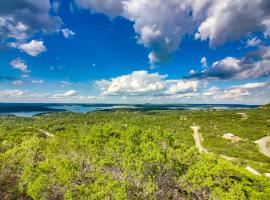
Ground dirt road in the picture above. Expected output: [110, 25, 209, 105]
[191, 126, 207, 153]
[255, 136, 270, 158]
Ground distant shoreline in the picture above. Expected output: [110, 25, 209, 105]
[0, 103, 260, 117]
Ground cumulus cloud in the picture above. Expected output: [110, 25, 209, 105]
[188, 45, 270, 80]
[203, 82, 268, 100]
[61, 28, 76, 38]
[246, 37, 262, 47]
[10, 58, 28, 72]
[75, 0, 270, 64]
[0, 89, 24, 97]
[95, 70, 201, 96]
[0, 0, 62, 41]
[11, 40, 47, 56]
[201, 56, 208, 68]
[12, 80, 23, 86]
[165, 80, 200, 95]
[60, 81, 72, 87]
[76, 0, 196, 65]
[231, 82, 267, 90]
[195, 0, 270, 47]
[0, 17, 29, 40]
[96, 71, 166, 96]
[53, 90, 78, 98]
[75, 0, 123, 17]
[32, 80, 44, 84]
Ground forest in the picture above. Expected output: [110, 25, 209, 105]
[0, 105, 270, 199]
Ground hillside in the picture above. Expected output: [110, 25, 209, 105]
[1, 108, 270, 199]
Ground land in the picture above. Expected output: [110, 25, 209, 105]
[0, 104, 270, 199]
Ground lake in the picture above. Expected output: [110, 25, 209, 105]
[0, 103, 259, 117]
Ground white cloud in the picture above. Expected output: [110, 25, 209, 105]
[189, 45, 270, 80]
[0, 1, 62, 41]
[203, 82, 268, 100]
[53, 90, 78, 98]
[0, 17, 29, 40]
[97, 71, 166, 96]
[246, 37, 262, 47]
[75, 0, 123, 17]
[0, 90, 25, 97]
[195, 0, 270, 47]
[12, 80, 23, 86]
[165, 80, 200, 95]
[32, 80, 44, 84]
[16, 40, 47, 56]
[60, 81, 72, 87]
[203, 86, 220, 96]
[76, 0, 195, 64]
[95, 70, 201, 96]
[61, 28, 76, 38]
[200, 56, 208, 68]
[75, 0, 270, 64]
[231, 82, 267, 90]
[21, 74, 30, 78]
[122, 0, 195, 65]
[10, 58, 28, 72]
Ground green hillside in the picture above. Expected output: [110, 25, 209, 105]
[1, 108, 270, 199]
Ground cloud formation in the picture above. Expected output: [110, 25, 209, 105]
[195, 0, 270, 47]
[95, 70, 201, 96]
[53, 90, 78, 98]
[10, 40, 47, 56]
[0, 0, 62, 41]
[32, 80, 44, 84]
[75, 0, 270, 65]
[188, 46, 270, 80]
[201, 57, 208, 68]
[10, 58, 28, 72]
[203, 82, 268, 100]
[61, 28, 76, 38]
[0, 89, 25, 97]
[12, 80, 23, 86]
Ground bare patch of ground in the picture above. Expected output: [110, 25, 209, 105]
[237, 112, 248, 120]
[222, 133, 241, 142]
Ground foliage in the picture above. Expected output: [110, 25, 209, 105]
[0, 107, 270, 199]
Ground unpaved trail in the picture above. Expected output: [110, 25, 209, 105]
[190, 126, 266, 176]
[255, 136, 270, 158]
[220, 155, 237, 161]
[246, 166, 261, 175]
[37, 128, 54, 137]
[191, 126, 207, 153]
[27, 126, 54, 137]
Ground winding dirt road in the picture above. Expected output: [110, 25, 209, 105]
[190, 125, 267, 176]
[255, 136, 270, 158]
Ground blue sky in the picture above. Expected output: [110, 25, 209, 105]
[0, 0, 270, 104]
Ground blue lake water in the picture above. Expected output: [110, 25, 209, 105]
[0, 103, 259, 117]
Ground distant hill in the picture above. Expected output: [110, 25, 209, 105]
[260, 104, 270, 109]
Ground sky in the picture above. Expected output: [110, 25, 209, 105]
[0, 0, 270, 104]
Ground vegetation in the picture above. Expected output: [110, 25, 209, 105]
[0, 106, 270, 199]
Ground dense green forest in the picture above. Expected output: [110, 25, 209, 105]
[1, 105, 270, 199]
